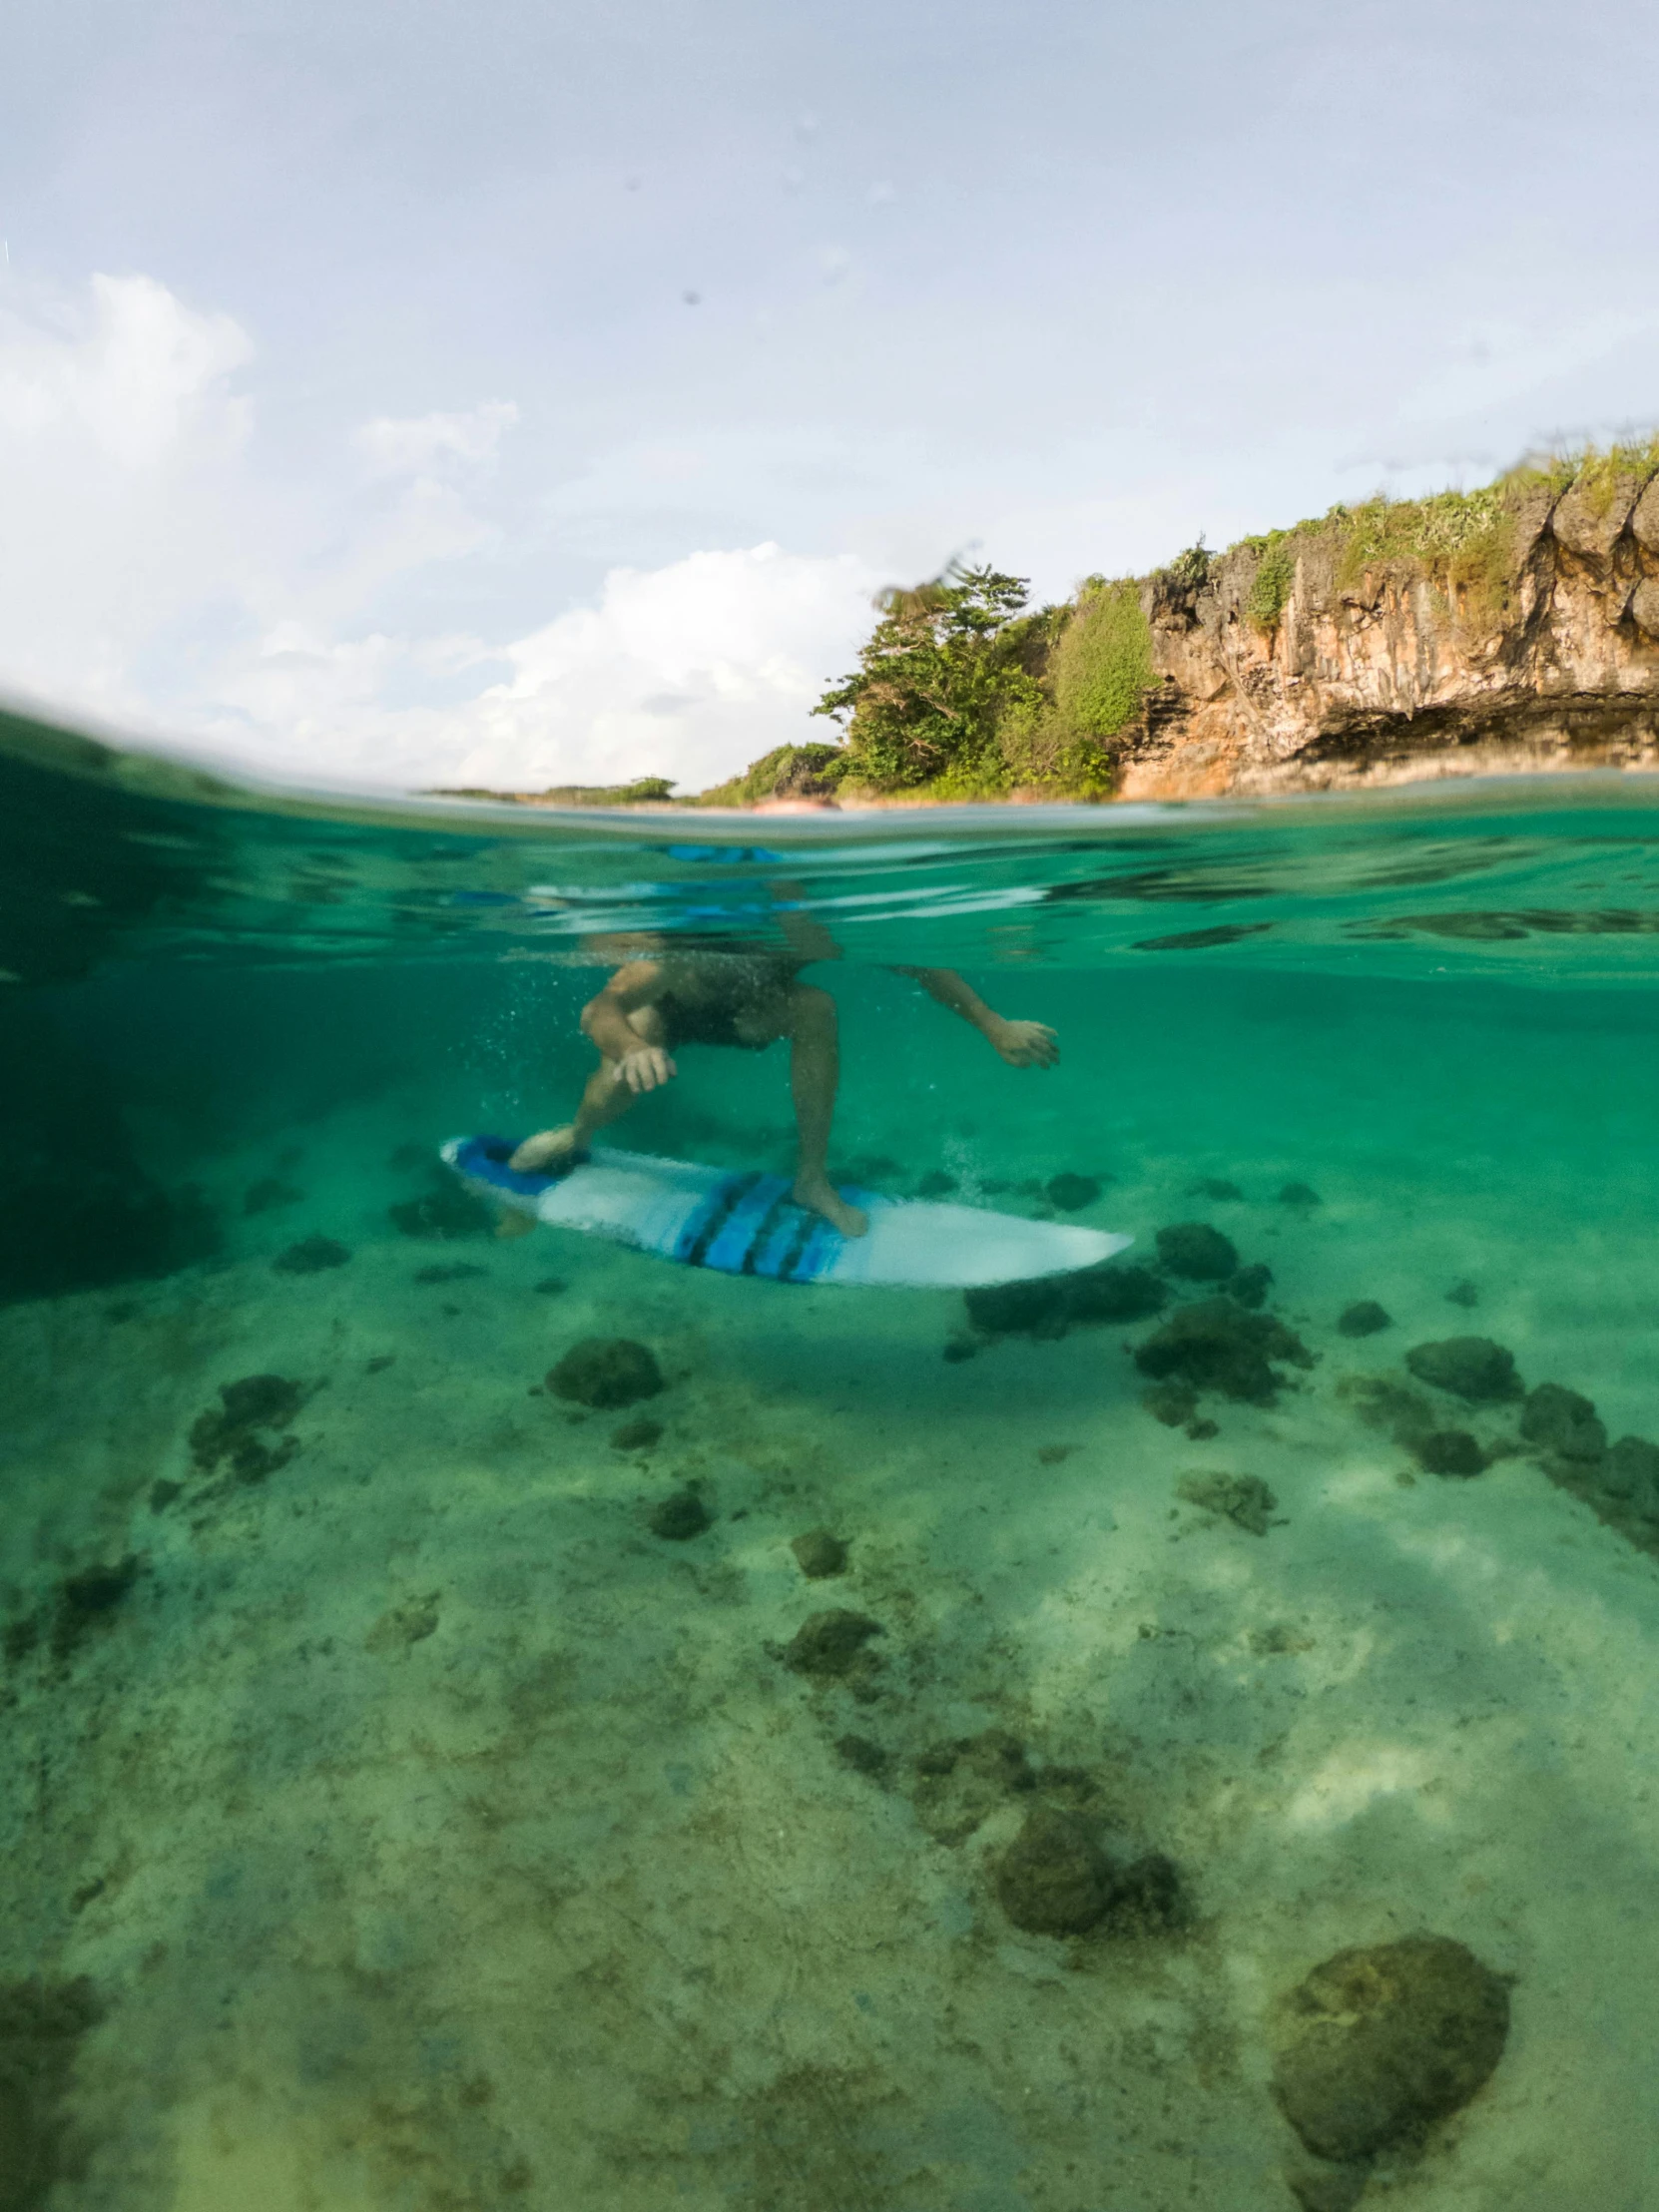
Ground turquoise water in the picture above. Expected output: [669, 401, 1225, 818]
[6, 709, 1659, 2209]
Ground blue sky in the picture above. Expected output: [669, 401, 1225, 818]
[3, 0, 1656, 790]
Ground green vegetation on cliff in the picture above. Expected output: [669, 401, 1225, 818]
[1236, 436, 1659, 634]
[693, 744, 842, 809]
[801, 562, 1148, 801]
[809, 565, 1051, 795]
[437, 440, 1659, 809]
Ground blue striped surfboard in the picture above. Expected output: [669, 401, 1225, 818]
[441, 1136, 1132, 1290]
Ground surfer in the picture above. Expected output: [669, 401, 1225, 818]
[508, 939, 1058, 1238]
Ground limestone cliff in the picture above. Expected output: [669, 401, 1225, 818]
[1114, 454, 1659, 799]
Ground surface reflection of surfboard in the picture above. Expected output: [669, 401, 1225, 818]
[442, 1136, 1133, 1290]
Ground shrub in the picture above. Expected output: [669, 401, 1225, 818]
[1050, 580, 1153, 740]
[1246, 535, 1299, 631]
[696, 744, 842, 807]
[813, 564, 1045, 790]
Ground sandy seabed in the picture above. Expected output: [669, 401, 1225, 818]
[2, 1105, 1657, 2212]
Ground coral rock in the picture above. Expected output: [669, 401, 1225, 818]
[1272, 1936, 1509, 2165]
[996, 1808, 1113, 1936]
[780, 1609, 882, 1678]
[1155, 1222, 1239, 1280]
[964, 1262, 1165, 1340]
[547, 1339, 664, 1409]
[1046, 1172, 1101, 1212]
[1403, 1337, 1522, 1403]
[1519, 1382, 1607, 1463]
[649, 1489, 709, 1541]
[1338, 1301, 1391, 1338]
[791, 1529, 848, 1579]
[1135, 1299, 1312, 1404]
[1416, 1429, 1485, 1477]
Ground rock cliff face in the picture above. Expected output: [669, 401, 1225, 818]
[1116, 459, 1659, 799]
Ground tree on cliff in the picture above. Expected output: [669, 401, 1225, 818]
[812, 563, 1047, 789]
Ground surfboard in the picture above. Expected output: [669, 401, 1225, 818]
[441, 1135, 1133, 1290]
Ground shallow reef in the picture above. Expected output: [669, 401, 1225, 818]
[1135, 1299, 1313, 1404]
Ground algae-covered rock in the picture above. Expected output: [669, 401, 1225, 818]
[1416, 1429, 1485, 1477]
[1404, 1337, 1522, 1403]
[833, 1733, 889, 1780]
[1280, 1182, 1322, 1209]
[1104, 1853, 1186, 1936]
[994, 1812, 1186, 1939]
[791, 1529, 848, 1579]
[1177, 1471, 1278, 1534]
[221, 1375, 302, 1430]
[1601, 1435, 1659, 1504]
[1228, 1262, 1273, 1311]
[649, 1489, 709, 1540]
[1155, 1222, 1239, 1280]
[963, 1275, 1072, 1338]
[1067, 1265, 1168, 1325]
[1135, 1299, 1312, 1404]
[964, 1262, 1165, 1339]
[51, 1556, 141, 1658]
[1520, 1382, 1607, 1462]
[1272, 1936, 1509, 2164]
[1046, 1172, 1101, 1212]
[780, 1610, 882, 1678]
[548, 1339, 664, 1409]
[1338, 1301, 1391, 1339]
[1141, 1380, 1199, 1427]
[189, 1375, 304, 1483]
[996, 1808, 1113, 1935]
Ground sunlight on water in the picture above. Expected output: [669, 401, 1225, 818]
[6, 708, 1659, 2209]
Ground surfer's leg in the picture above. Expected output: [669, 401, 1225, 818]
[510, 1008, 663, 1172]
[785, 985, 867, 1238]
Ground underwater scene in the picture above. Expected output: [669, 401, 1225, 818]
[9, 712, 1659, 2212]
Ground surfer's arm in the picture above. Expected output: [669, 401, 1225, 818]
[580, 961, 677, 1090]
[894, 967, 1059, 1069]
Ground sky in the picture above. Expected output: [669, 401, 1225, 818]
[2, 0, 1657, 794]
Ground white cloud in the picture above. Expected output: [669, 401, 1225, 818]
[0, 272, 253, 466]
[461, 542, 876, 789]
[0, 271, 260, 716]
[205, 542, 878, 793]
[0, 270, 876, 795]
[354, 399, 519, 477]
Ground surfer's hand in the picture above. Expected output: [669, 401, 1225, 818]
[989, 1019, 1059, 1069]
[615, 1045, 676, 1093]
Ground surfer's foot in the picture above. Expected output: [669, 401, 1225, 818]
[494, 1208, 536, 1241]
[510, 1126, 586, 1174]
[794, 1175, 868, 1239]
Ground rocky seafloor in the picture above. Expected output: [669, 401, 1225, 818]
[3, 1093, 1659, 2212]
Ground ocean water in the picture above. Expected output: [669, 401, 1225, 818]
[5, 709, 1659, 2210]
